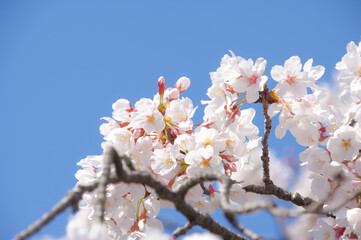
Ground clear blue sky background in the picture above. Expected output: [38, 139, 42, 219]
[1, 1, 360, 239]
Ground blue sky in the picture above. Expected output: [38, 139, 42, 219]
[1, 1, 360, 239]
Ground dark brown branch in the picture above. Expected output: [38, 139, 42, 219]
[224, 213, 262, 240]
[176, 173, 223, 197]
[264, 187, 361, 218]
[96, 147, 113, 223]
[118, 170, 246, 240]
[260, 87, 273, 188]
[112, 151, 124, 177]
[14, 183, 99, 240]
[14, 148, 130, 240]
[218, 176, 273, 215]
[200, 182, 211, 195]
[15, 148, 318, 240]
[243, 184, 313, 207]
[176, 173, 313, 208]
[173, 221, 194, 238]
[113, 150, 248, 240]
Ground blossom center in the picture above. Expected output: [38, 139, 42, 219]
[226, 139, 233, 147]
[215, 86, 225, 96]
[229, 190, 239, 199]
[178, 112, 187, 121]
[195, 201, 205, 208]
[285, 75, 296, 85]
[120, 134, 130, 144]
[146, 114, 154, 123]
[248, 75, 258, 85]
[204, 138, 214, 146]
[200, 157, 211, 168]
[341, 139, 351, 151]
[165, 156, 173, 165]
[322, 232, 330, 240]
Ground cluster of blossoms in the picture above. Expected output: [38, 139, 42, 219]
[68, 41, 361, 240]
[284, 41, 361, 240]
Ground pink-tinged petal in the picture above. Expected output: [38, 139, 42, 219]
[268, 103, 282, 118]
[270, 65, 286, 82]
[284, 56, 302, 73]
[231, 77, 248, 92]
[245, 86, 260, 103]
[255, 57, 267, 75]
[175, 76, 191, 93]
[303, 58, 313, 71]
[275, 124, 287, 139]
[309, 65, 325, 80]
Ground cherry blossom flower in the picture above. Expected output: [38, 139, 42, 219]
[130, 98, 165, 133]
[151, 144, 180, 176]
[130, 136, 153, 170]
[346, 208, 361, 235]
[165, 97, 197, 132]
[112, 98, 134, 122]
[174, 133, 196, 152]
[195, 127, 226, 153]
[217, 53, 267, 103]
[336, 41, 361, 83]
[185, 185, 216, 214]
[228, 183, 247, 205]
[311, 218, 337, 240]
[327, 125, 361, 163]
[185, 146, 223, 175]
[271, 56, 323, 98]
[68, 41, 361, 240]
[105, 128, 135, 155]
[229, 57, 267, 103]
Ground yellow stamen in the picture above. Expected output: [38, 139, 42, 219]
[147, 115, 154, 123]
[286, 76, 296, 84]
[341, 139, 351, 151]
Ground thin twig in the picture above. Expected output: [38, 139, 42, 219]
[224, 213, 262, 240]
[119, 171, 246, 240]
[15, 148, 321, 240]
[243, 184, 313, 207]
[173, 221, 194, 238]
[218, 176, 272, 215]
[200, 182, 211, 195]
[260, 87, 273, 188]
[14, 183, 98, 240]
[96, 147, 113, 223]
[176, 173, 314, 208]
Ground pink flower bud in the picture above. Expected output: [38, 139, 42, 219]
[158, 76, 166, 95]
[167, 88, 179, 102]
[175, 77, 190, 93]
[133, 128, 144, 139]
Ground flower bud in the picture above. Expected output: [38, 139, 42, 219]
[175, 77, 190, 93]
[167, 88, 179, 102]
[158, 76, 166, 95]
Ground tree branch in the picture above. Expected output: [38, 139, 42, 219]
[95, 147, 113, 223]
[224, 213, 262, 240]
[14, 146, 321, 240]
[118, 171, 246, 240]
[173, 221, 194, 238]
[14, 183, 99, 240]
[243, 184, 313, 207]
[260, 87, 273, 188]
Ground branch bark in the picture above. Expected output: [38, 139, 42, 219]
[260, 87, 273, 188]
[173, 221, 194, 238]
[14, 184, 99, 240]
